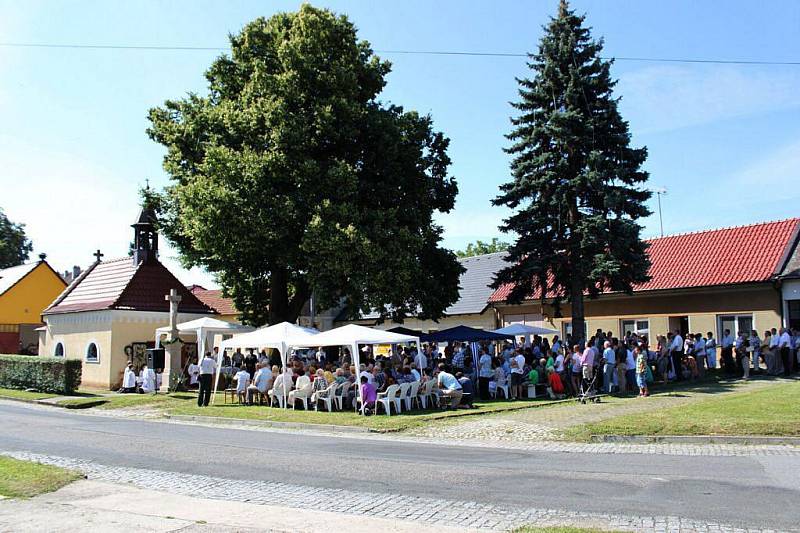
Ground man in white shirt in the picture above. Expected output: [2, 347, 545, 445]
[705, 332, 717, 370]
[670, 330, 684, 381]
[510, 350, 526, 399]
[720, 329, 735, 375]
[358, 364, 374, 384]
[120, 362, 137, 393]
[197, 352, 217, 407]
[233, 367, 250, 404]
[693, 334, 707, 376]
[601, 341, 615, 394]
[414, 350, 428, 374]
[315, 347, 326, 365]
[247, 363, 273, 405]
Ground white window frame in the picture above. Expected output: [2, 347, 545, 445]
[84, 340, 100, 364]
[717, 314, 754, 339]
[53, 341, 65, 357]
[620, 318, 650, 338]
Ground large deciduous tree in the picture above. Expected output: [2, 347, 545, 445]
[147, 5, 462, 326]
[0, 208, 32, 269]
[493, 0, 651, 344]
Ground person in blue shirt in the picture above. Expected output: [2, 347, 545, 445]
[436, 363, 463, 409]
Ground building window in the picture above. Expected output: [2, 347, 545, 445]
[717, 314, 753, 339]
[621, 319, 650, 338]
[788, 300, 800, 330]
[85, 341, 99, 363]
[54, 342, 65, 357]
[562, 321, 587, 341]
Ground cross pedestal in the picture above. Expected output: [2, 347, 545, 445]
[162, 289, 182, 392]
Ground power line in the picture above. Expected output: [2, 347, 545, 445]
[1, 41, 799, 66]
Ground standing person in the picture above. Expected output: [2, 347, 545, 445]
[478, 347, 493, 400]
[768, 327, 782, 375]
[720, 329, 735, 375]
[615, 341, 628, 394]
[705, 332, 717, 371]
[693, 334, 707, 377]
[570, 345, 582, 397]
[602, 340, 615, 394]
[187, 357, 200, 389]
[197, 352, 216, 407]
[510, 349, 526, 399]
[120, 362, 137, 393]
[779, 327, 792, 376]
[580, 342, 595, 393]
[734, 331, 747, 378]
[635, 347, 648, 397]
[414, 348, 428, 375]
[749, 330, 761, 373]
[669, 330, 684, 381]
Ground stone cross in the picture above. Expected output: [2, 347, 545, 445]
[165, 289, 182, 338]
[93, 249, 104, 262]
[162, 289, 183, 392]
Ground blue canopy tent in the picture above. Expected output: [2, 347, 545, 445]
[420, 326, 514, 381]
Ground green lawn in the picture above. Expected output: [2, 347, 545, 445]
[565, 380, 800, 440]
[59, 390, 561, 431]
[0, 456, 81, 498]
[0, 387, 60, 401]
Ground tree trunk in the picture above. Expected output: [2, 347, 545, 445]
[570, 271, 586, 346]
[268, 267, 289, 325]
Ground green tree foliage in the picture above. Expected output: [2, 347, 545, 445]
[456, 238, 509, 258]
[493, 1, 651, 343]
[0, 209, 32, 269]
[147, 5, 462, 325]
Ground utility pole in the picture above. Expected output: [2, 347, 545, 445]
[652, 187, 668, 237]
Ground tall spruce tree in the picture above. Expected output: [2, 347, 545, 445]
[493, 0, 651, 344]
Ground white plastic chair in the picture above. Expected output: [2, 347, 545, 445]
[419, 379, 436, 409]
[376, 384, 401, 415]
[405, 381, 421, 411]
[395, 382, 412, 413]
[492, 376, 509, 400]
[288, 379, 313, 410]
[268, 375, 291, 408]
[312, 382, 338, 412]
[335, 381, 352, 411]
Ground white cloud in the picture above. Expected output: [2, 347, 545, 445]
[617, 65, 800, 134]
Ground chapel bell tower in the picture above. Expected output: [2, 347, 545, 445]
[132, 203, 159, 265]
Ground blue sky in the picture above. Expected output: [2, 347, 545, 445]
[1, 0, 799, 288]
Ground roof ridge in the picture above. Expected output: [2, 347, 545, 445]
[458, 251, 508, 261]
[646, 218, 799, 242]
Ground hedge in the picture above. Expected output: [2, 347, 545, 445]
[0, 355, 82, 394]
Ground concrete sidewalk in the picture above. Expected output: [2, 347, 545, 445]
[0, 480, 470, 533]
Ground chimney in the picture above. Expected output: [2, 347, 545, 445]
[72, 266, 81, 280]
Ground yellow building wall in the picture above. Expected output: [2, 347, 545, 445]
[347, 312, 497, 334]
[44, 328, 113, 390]
[496, 285, 783, 340]
[0, 263, 66, 324]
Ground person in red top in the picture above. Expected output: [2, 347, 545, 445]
[546, 367, 565, 399]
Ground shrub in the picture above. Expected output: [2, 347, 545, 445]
[0, 355, 82, 394]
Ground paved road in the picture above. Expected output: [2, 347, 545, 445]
[2, 401, 799, 531]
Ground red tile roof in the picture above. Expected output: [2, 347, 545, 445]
[44, 257, 213, 315]
[189, 287, 238, 316]
[488, 218, 800, 303]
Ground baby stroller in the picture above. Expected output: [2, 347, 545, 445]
[577, 363, 601, 404]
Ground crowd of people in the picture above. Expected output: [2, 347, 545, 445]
[126, 325, 800, 413]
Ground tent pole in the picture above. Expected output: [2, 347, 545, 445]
[353, 342, 360, 413]
[282, 342, 289, 409]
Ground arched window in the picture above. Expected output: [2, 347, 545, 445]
[85, 341, 99, 363]
[54, 342, 65, 357]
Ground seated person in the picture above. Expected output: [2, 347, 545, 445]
[436, 363, 463, 409]
[311, 368, 328, 394]
[546, 367, 565, 399]
[455, 372, 475, 408]
[233, 367, 251, 404]
[360, 376, 377, 414]
[247, 363, 272, 405]
[334, 368, 348, 384]
[120, 362, 137, 393]
[410, 363, 421, 381]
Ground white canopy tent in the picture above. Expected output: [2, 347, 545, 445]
[213, 322, 319, 405]
[155, 317, 255, 361]
[492, 323, 559, 348]
[300, 324, 420, 411]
